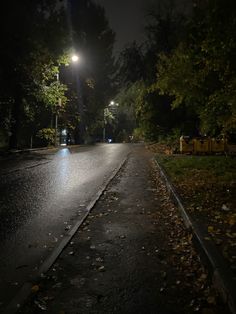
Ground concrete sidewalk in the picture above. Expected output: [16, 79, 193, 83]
[18, 146, 228, 314]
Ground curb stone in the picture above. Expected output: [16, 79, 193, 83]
[154, 158, 236, 314]
[3, 152, 130, 314]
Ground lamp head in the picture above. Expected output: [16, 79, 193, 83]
[71, 55, 79, 63]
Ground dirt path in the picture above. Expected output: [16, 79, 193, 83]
[21, 145, 228, 314]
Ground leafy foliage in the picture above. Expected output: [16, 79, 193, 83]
[114, 0, 236, 141]
[67, 0, 116, 142]
[155, 0, 236, 136]
[0, 0, 116, 147]
[116, 42, 144, 87]
[0, 0, 68, 148]
[113, 1, 194, 141]
[36, 128, 55, 146]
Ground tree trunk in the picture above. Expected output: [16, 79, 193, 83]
[9, 86, 22, 149]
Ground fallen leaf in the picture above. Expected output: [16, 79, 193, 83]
[31, 285, 39, 293]
[207, 296, 216, 305]
[222, 204, 230, 211]
[98, 266, 105, 272]
[34, 299, 47, 311]
[207, 226, 214, 233]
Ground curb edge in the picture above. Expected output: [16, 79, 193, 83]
[153, 158, 236, 314]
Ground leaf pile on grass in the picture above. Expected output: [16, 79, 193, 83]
[156, 154, 236, 274]
[147, 142, 174, 155]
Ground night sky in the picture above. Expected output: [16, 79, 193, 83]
[95, 0, 157, 54]
[95, 0, 191, 55]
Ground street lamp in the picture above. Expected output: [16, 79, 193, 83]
[54, 54, 79, 147]
[71, 55, 79, 63]
[103, 101, 119, 142]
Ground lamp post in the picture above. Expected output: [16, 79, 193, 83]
[54, 72, 61, 147]
[103, 101, 119, 143]
[54, 54, 79, 147]
[103, 108, 107, 143]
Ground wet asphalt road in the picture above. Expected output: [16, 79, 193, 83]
[0, 143, 131, 306]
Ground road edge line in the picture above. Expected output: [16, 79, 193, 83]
[3, 152, 130, 314]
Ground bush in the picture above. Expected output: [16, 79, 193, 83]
[37, 128, 55, 146]
[132, 128, 145, 142]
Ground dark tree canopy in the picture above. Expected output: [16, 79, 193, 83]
[0, 0, 68, 148]
[113, 0, 236, 142]
[0, 0, 116, 148]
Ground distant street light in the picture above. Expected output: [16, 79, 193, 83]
[54, 54, 80, 147]
[103, 101, 119, 142]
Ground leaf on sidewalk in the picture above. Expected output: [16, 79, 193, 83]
[208, 226, 214, 233]
[31, 285, 40, 293]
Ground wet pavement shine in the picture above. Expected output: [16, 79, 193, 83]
[0, 144, 131, 307]
[20, 145, 228, 314]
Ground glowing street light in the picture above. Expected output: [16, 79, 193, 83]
[103, 101, 119, 142]
[71, 54, 79, 63]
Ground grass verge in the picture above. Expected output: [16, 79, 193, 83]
[156, 154, 236, 275]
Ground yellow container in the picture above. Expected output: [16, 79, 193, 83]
[193, 138, 210, 154]
[210, 138, 226, 153]
[180, 136, 193, 153]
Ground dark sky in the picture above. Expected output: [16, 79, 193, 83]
[95, 0, 191, 55]
[95, 0, 158, 54]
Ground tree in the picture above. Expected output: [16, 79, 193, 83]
[0, 0, 68, 148]
[143, 0, 189, 83]
[155, 0, 236, 136]
[113, 1, 192, 141]
[67, 0, 116, 142]
[116, 42, 144, 88]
